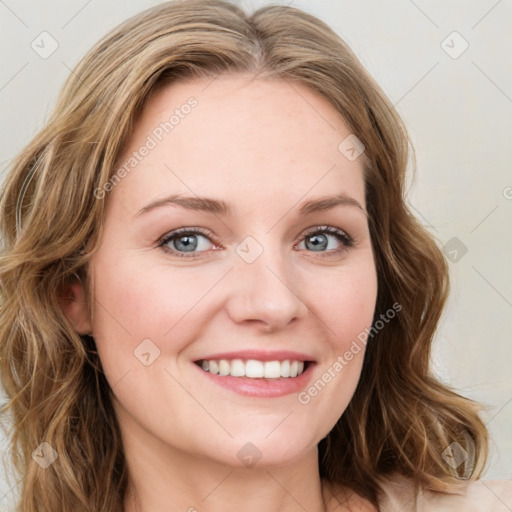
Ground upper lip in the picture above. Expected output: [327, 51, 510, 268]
[194, 350, 315, 363]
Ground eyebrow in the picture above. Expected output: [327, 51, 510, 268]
[134, 193, 365, 218]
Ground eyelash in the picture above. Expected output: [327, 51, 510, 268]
[157, 226, 354, 259]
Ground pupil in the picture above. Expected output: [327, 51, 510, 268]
[306, 234, 327, 251]
[176, 235, 197, 252]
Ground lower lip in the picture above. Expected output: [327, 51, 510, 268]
[193, 362, 316, 398]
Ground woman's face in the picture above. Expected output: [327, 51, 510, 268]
[84, 74, 377, 468]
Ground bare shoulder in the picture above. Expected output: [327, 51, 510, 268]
[322, 475, 512, 511]
[421, 479, 512, 511]
[322, 479, 378, 512]
[378, 473, 512, 512]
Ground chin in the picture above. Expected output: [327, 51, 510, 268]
[214, 432, 319, 470]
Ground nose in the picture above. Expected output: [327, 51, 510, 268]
[225, 242, 309, 332]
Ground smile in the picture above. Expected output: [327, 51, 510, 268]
[196, 358, 309, 379]
[192, 357, 316, 398]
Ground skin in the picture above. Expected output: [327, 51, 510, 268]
[62, 73, 378, 512]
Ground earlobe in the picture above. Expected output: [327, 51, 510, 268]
[57, 280, 92, 335]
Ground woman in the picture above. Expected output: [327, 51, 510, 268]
[0, 1, 510, 511]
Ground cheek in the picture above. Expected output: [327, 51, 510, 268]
[92, 252, 198, 327]
[89, 253, 219, 374]
[312, 258, 378, 345]
[88, 256, 171, 375]
[298, 257, 377, 420]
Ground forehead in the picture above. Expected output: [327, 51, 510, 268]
[109, 73, 366, 217]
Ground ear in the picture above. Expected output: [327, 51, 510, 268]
[57, 280, 92, 335]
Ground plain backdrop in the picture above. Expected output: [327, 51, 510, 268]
[1, 0, 511, 507]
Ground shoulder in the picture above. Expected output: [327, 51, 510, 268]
[421, 479, 512, 512]
[378, 473, 512, 512]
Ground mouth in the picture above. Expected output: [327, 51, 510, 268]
[192, 356, 316, 398]
[194, 358, 312, 379]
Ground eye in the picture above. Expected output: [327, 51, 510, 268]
[157, 225, 354, 259]
[158, 227, 218, 258]
[296, 226, 354, 256]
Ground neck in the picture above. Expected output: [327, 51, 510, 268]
[127, 471, 332, 512]
[120, 419, 332, 512]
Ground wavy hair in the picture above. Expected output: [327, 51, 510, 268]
[0, 1, 488, 510]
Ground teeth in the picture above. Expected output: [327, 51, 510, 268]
[218, 360, 230, 376]
[246, 359, 264, 378]
[264, 361, 281, 378]
[198, 358, 307, 379]
[290, 361, 298, 378]
[230, 359, 245, 377]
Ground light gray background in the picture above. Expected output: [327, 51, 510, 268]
[1, 0, 511, 507]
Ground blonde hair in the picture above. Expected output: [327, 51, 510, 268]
[0, 1, 488, 510]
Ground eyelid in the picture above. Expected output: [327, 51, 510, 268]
[301, 225, 352, 242]
[157, 226, 220, 251]
[296, 225, 354, 257]
[157, 225, 355, 258]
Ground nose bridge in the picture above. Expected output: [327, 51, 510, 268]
[225, 232, 308, 329]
